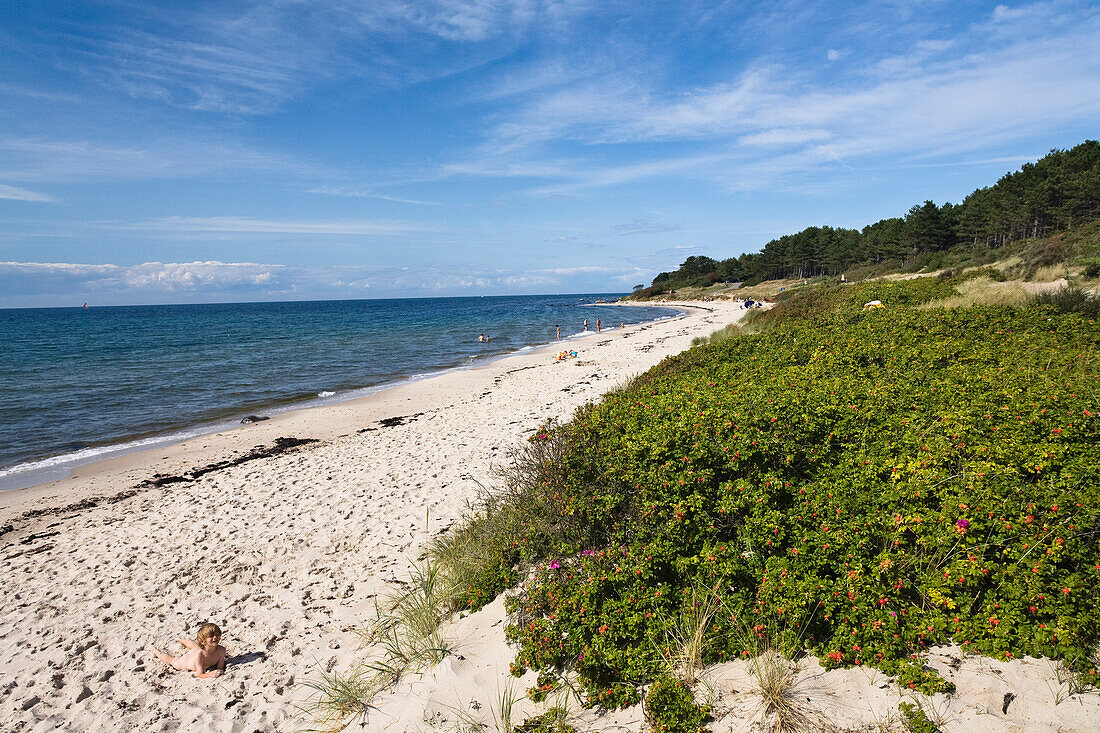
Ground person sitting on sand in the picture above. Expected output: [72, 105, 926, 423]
[151, 622, 226, 679]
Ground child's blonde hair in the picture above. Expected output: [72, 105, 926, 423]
[196, 622, 222, 647]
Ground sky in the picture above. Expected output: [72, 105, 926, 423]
[1, 0, 1098, 307]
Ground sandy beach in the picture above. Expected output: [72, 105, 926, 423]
[0, 302, 724, 731]
[3, 299, 1098, 733]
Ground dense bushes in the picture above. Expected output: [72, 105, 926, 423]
[437, 281, 1100, 708]
[644, 676, 709, 732]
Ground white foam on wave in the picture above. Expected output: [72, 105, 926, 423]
[0, 421, 228, 491]
[317, 390, 336, 398]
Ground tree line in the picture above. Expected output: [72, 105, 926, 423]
[646, 140, 1100, 290]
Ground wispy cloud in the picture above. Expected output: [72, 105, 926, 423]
[0, 184, 54, 202]
[612, 219, 685, 236]
[353, 0, 543, 43]
[0, 82, 79, 102]
[77, 29, 307, 114]
[0, 135, 320, 183]
[540, 266, 617, 275]
[455, 1, 1100, 192]
[305, 186, 441, 206]
[108, 216, 429, 236]
[57, 1, 558, 115]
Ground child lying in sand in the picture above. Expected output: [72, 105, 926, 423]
[151, 622, 226, 678]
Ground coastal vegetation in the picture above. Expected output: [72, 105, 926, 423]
[635, 140, 1100, 295]
[303, 146, 1100, 730]
[415, 272, 1100, 729]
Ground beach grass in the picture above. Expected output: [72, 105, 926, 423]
[299, 559, 459, 729]
[691, 322, 743, 346]
[296, 664, 377, 732]
[359, 558, 456, 672]
[747, 648, 812, 733]
[1031, 283, 1100, 318]
[654, 585, 718, 687]
[917, 276, 1031, 309]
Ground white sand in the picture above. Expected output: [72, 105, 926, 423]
[2, 299, 1097, 732]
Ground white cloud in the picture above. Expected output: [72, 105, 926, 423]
[0, 184, 54, 202]
[541, 266, 616, 275]
[305, 187, 441, 206]
[0, 261, 117, 275]
[0, 135, 319, 183]
[454, 2, 1100, 192]
[0, 260, 285, 303]
[612, 220, 685, 236]
[0, 258, 640, 306]
[119, 261, 280, 290]
[110, 216, 429, 236]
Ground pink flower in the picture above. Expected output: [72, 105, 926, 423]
[549, 560, 561, 570]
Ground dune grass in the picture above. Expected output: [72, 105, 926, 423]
[1031, 284, 1100, 318]
[296, 664, 379, 732]
[298, 559, 459, 730]
[917, 276, 1031, 309]
[691, 322, 743, 346]
[653, 586, 719, 687]
[358, 558, 456, 680]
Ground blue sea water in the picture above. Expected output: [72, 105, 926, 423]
[0, 294, 677, 489]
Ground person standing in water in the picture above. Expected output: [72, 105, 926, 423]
[596, 318, 601, 333]
[583, 318, 589, 331]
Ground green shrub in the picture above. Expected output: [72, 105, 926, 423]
[898, 701, 941, 733]
[512, 709, 578, 733]
[643, 675, 709, 733]
[442, 278, 1100, 708]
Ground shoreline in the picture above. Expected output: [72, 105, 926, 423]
[0, 302, 686, 501]
[0, 295, 684, 494]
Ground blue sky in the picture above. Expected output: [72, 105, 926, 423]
[2, 0, 1098, 306]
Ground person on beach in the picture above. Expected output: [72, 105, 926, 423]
[151, 622, 226, 679]
[596, 317, 601, 333]
[583, 318, 589, 331]
[556, 325, 560, 340]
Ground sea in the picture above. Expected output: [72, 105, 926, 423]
[0, 294, 678, 491]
